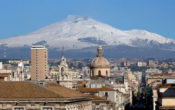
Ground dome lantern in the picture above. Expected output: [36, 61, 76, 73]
[97, 45, 103, 57]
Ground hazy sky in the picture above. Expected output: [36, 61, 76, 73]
[0, 0, 175, 39]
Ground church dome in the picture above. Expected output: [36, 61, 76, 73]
[91, 57, 110, 68]
[91, 46, 110, 68]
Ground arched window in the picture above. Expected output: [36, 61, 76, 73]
[98, 70, 101, 76]
[61, 67, 64, 74]
[105, 92, 108, 99]
[106, 70, 108, 76]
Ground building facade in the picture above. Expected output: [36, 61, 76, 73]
[50, 53, 78, 89]
[31, 46, 48, 81]
[152, 84, 175, 110]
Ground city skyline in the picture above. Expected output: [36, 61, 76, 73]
[0, 0, 175, 39]
[0, 1, 175, 109]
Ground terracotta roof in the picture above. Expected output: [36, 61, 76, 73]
[90, 95, 114, 104]
[150, 73, 172, 77]
[91, 95, 105, 100]
[44, 83, 88, 98]
[0, 81, 88, 99]
[78, 86, 115, 93]
[0, 81, 59, 98]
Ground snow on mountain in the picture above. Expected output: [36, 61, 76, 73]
[0, 15, 174, 50]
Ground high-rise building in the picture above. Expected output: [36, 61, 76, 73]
[31, 46, 48, 81]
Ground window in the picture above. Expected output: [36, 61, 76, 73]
[43, 107, 52, 110]
[14, 107, 24, 110]
[105, 92, 108, 100]
[61, 67, 64, 74]
[105, 92, 108, 97]
[106, 70, 108, 76]
[98, 70, 101, 76]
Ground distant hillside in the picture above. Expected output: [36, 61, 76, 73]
[0, 15, 175, 59]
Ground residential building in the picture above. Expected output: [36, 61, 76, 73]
[152, 84, 175, 110]
[31, 45, 48, 81]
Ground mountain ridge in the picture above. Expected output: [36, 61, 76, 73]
[0, 15, 175, 59]
[0, 15, 174, 50]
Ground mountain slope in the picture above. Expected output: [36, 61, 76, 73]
[0, 15, 174, 50]
[0, 15, 175, 59]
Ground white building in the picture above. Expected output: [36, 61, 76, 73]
[0, 62, 3, 69]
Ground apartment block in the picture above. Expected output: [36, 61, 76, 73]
[31, 46, 48, 81]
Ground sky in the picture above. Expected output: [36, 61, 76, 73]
[0, 0, 175, 39]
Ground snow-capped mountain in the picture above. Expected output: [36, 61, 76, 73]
[0, 15, 174, 50]
[1, 15, 175, 59]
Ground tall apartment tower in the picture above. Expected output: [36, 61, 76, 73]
[31, 46, 48, 81]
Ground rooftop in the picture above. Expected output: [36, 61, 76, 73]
[0, 81, 88, 99]
[78, 86, 115, 93]
[44, 83, 88, 98]
[31, 45, 46, 49]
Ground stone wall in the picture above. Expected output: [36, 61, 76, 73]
[162, 98, 175, 106]
[0, 100, 92, 110]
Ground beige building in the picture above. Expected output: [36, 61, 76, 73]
[152, 84, 175, 110]
[90, 46, 110, 77]
[31, 46, 48, 81]
[8, 60, 29, 65]
[146, 73, 175, 86]
[148, 60, 158, 67]
[78, 86, 116, 110]
[0, 69, 12, 81]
